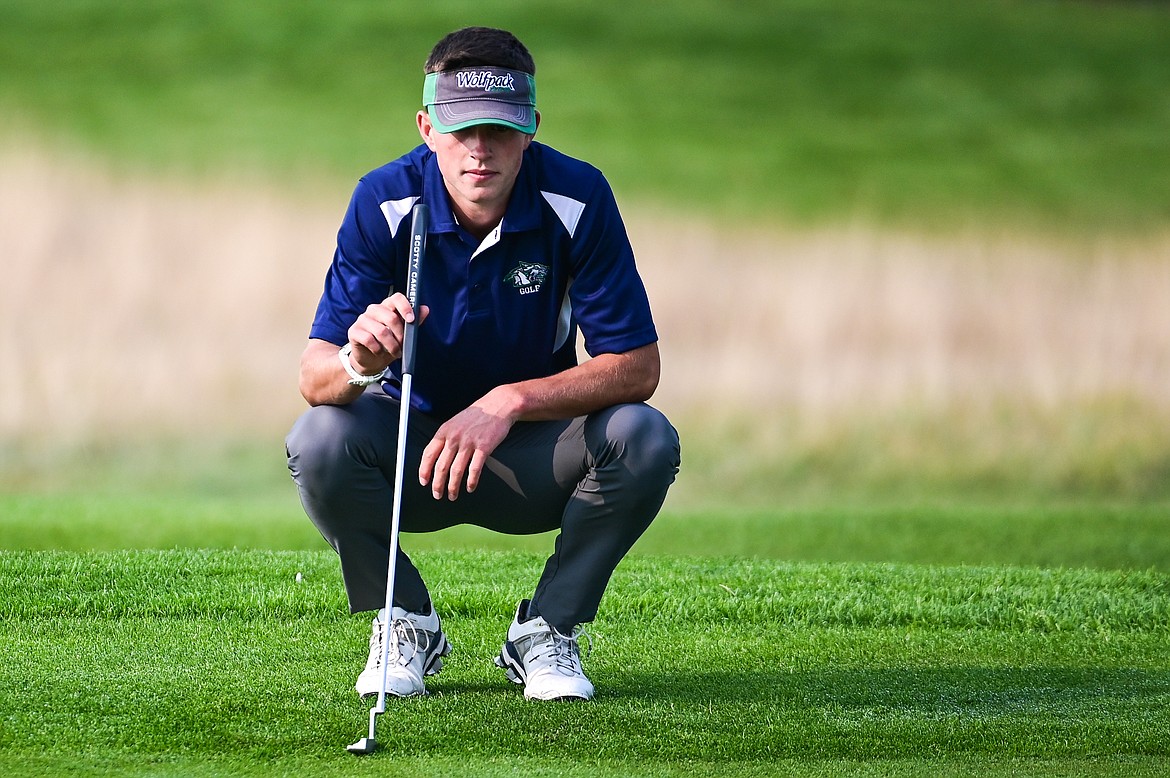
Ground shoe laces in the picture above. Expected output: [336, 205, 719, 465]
[370, 616, 432, 669]
[538, 625, 592, 676]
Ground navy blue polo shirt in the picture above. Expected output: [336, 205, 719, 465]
[309, 141, 658, 420]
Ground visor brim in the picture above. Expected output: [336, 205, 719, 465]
[428, 101, 537, 134]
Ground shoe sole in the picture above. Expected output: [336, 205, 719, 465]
[495, 642, 526, 685]
[358, 634, 453, 699]
[494, 642, 591, 702]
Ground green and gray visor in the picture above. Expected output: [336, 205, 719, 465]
[423, 66, 537, 134]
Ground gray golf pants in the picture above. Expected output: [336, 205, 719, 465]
[285, 388, 680, 632]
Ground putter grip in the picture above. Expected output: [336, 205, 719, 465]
[401, 203, 428, 376]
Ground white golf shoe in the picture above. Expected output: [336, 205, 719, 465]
[355, 606, 451, 698]
[495, 600, 594, 701]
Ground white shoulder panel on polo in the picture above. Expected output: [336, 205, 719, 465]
[541, 191, 586, 238]
[379, 196, 420, 238]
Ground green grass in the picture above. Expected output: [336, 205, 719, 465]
[3, 435, 1169, 570]
[2, 447, 1168, 775]
[4, 443, 1167, 774]
[3, 427, 1169, 578]
[1, 0, 1168, 230]
[3, 490, 1170, 572]
[1, 549, 1168, 777]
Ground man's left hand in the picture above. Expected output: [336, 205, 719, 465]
[418, 393, 517, 500]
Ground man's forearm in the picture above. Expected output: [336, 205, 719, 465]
[480, 342, 661, 423]
[299, 339, 368, 406]
[299, 338, 660, 416]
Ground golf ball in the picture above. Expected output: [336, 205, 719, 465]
[295, 572, 303, 583]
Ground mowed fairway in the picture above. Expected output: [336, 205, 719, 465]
[2, 549, 1168, 777]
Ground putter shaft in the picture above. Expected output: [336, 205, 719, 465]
[347, 204, 428, 756]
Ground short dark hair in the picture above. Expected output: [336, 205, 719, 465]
[424, 27, 535, 75]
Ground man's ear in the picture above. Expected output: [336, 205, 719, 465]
[417, 110, 437, 150]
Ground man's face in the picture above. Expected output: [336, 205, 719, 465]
[417, 110, 537, 228]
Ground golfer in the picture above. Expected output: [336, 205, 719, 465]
[286, 26, 680, 701]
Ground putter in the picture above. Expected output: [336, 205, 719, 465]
[348, 202, 429, 756]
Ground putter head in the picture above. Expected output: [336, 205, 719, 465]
[347, 737, 377, 755]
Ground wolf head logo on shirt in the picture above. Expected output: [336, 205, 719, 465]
[504, 262, 550, 295]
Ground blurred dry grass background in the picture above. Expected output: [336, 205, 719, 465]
[3, 143, 1169, 503]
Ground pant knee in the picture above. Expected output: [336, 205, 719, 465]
[286, 404, 371, 483]
[589, 403, 681, 482]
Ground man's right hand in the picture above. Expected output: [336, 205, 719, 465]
[297, 294, 429, 406]
[346, 293, 430, 376]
